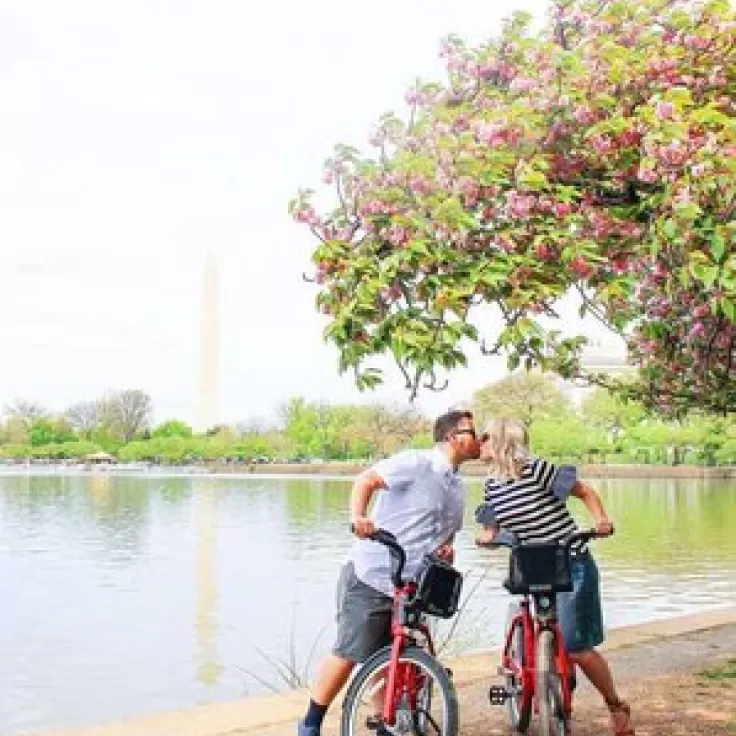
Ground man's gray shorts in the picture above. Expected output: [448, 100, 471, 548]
[332, 562, 393, 663]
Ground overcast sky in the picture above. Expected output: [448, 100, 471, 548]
[1, 0, 621, 427]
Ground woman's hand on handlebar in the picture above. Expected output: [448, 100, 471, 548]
[475, 527, 496, 547]
[594, 519, 615, 537]
[350, 516, 376, 539]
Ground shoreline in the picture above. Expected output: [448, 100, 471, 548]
[216, 461, 736, 479]
[2, 462, 735, 480]
[20, 605, 736, 736]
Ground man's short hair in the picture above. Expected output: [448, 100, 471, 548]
[433, 410, 473, 443]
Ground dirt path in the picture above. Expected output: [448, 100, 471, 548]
[458, 623, 736, 735]
[24, 615, 736, 736]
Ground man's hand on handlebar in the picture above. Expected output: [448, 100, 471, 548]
[350, 516, 376, 539]
[434, 542, 455, 564]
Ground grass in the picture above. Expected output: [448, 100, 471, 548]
[697, 658, 736, 681]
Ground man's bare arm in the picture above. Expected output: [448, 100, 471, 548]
[350, 469, 387, 538]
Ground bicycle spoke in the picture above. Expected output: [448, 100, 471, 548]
[413, 708, 441, 735]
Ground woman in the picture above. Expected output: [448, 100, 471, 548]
[475, 418, 635, 736]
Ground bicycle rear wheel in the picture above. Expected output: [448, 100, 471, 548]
[341, 645, 458, 736]
[536, 629, 568, 736]
[504, 603, 532, 732]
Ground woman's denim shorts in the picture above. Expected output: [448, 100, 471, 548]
[557, 551, 605, 653]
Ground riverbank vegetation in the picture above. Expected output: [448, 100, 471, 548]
[2, 375, 734, 465]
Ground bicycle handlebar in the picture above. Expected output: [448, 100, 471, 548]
[350, 524, 406, 588]
[567, 527, 614, 547]
[477, 526, 614, 550]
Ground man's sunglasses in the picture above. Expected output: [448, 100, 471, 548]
[455, 428, 489, 443]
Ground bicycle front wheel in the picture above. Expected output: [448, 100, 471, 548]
[341, 645, 459, 736]
[504, 603, 532, 732]
[536, 629, 568, 736]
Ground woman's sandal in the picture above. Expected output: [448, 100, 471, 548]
[607, 699, 635, 735]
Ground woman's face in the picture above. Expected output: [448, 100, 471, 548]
[479, 432, 493, 462]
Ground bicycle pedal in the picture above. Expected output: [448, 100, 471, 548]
[488, 685, 509, 705]
[365, 715, 387, 731]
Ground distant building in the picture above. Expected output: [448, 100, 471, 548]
[561, 335, 631, 407]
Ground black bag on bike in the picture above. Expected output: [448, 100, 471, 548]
[506, 542, 572, 594]
[414, 554, 463, 618]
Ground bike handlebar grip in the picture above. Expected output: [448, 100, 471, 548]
[372, 529, 400, 548]
[569, 527, 615, 547]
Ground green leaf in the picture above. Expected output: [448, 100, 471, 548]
[662, 219, 677, 240]
[691, 263, 719, 287]
[720, 298, 736, 321]
[711, 233, 725, 263]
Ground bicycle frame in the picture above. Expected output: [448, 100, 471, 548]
[502, 590, 574, 717]
[486, 528, 612, 735]
[383, 580, 435, 724]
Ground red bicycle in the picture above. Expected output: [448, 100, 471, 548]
[340, 529, 462, 736]
[481, 529, 611, 736]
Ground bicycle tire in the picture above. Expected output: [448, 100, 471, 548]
[341, 645, 459, 736]
[536, 629, 568, 736]
[504, 603, 532, 733]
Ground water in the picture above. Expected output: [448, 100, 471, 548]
[1, 471, 735, 734]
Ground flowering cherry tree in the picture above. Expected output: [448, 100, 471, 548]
[290, 0, 735, 415]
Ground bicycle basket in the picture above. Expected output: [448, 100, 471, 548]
[414, 555, 463, 618]
[506, 542, 572, 594]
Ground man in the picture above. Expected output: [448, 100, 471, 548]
[297, 409, 481, 736]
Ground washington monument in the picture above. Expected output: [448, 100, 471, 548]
[197, 251, 220, 432]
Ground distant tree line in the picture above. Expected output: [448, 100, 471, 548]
[472, 374, 736, 466]
[1, 376, 734, 465]
[0, 391, 432, 464]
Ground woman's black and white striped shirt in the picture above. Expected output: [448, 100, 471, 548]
[481, 458, 586, 554]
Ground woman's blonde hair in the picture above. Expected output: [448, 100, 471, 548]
[483, 418, 531, 480]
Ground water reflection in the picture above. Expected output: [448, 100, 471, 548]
[194, 481, 222, 686]
[0, 472, 734, 735]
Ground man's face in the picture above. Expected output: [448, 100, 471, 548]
[451, 417, 481, 461]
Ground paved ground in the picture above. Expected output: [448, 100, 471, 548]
[23, 609, 736, 736]
[459, 622, 736, 735]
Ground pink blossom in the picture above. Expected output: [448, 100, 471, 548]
[509, 77, 534, 93]
[386, 225, 408, 246]
[684, 34, 710, 51]
[554, 202, 571, 218]
[689, 322, 706, 339]
[404, 88, 425, 106]
[478, 60, 501, 80]
[657, 140, 689, 167]
[693, 304, 710, 318]
[572, 106, 597, 125]
[690, 163, 707, 177]
[476, 121, 507, 146]
[590, 135, 613, 155]
[619, 130, 642, 148]
[655, 100, 675, 120]
[409, 176, 433, 196]
[506, 191, 535, 219]
[368, 129, 386, 147]
[294, 206, 318, 225]
[637, 164, 658, 184]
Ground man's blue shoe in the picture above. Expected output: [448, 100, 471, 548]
[296, 719, 320, 736]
